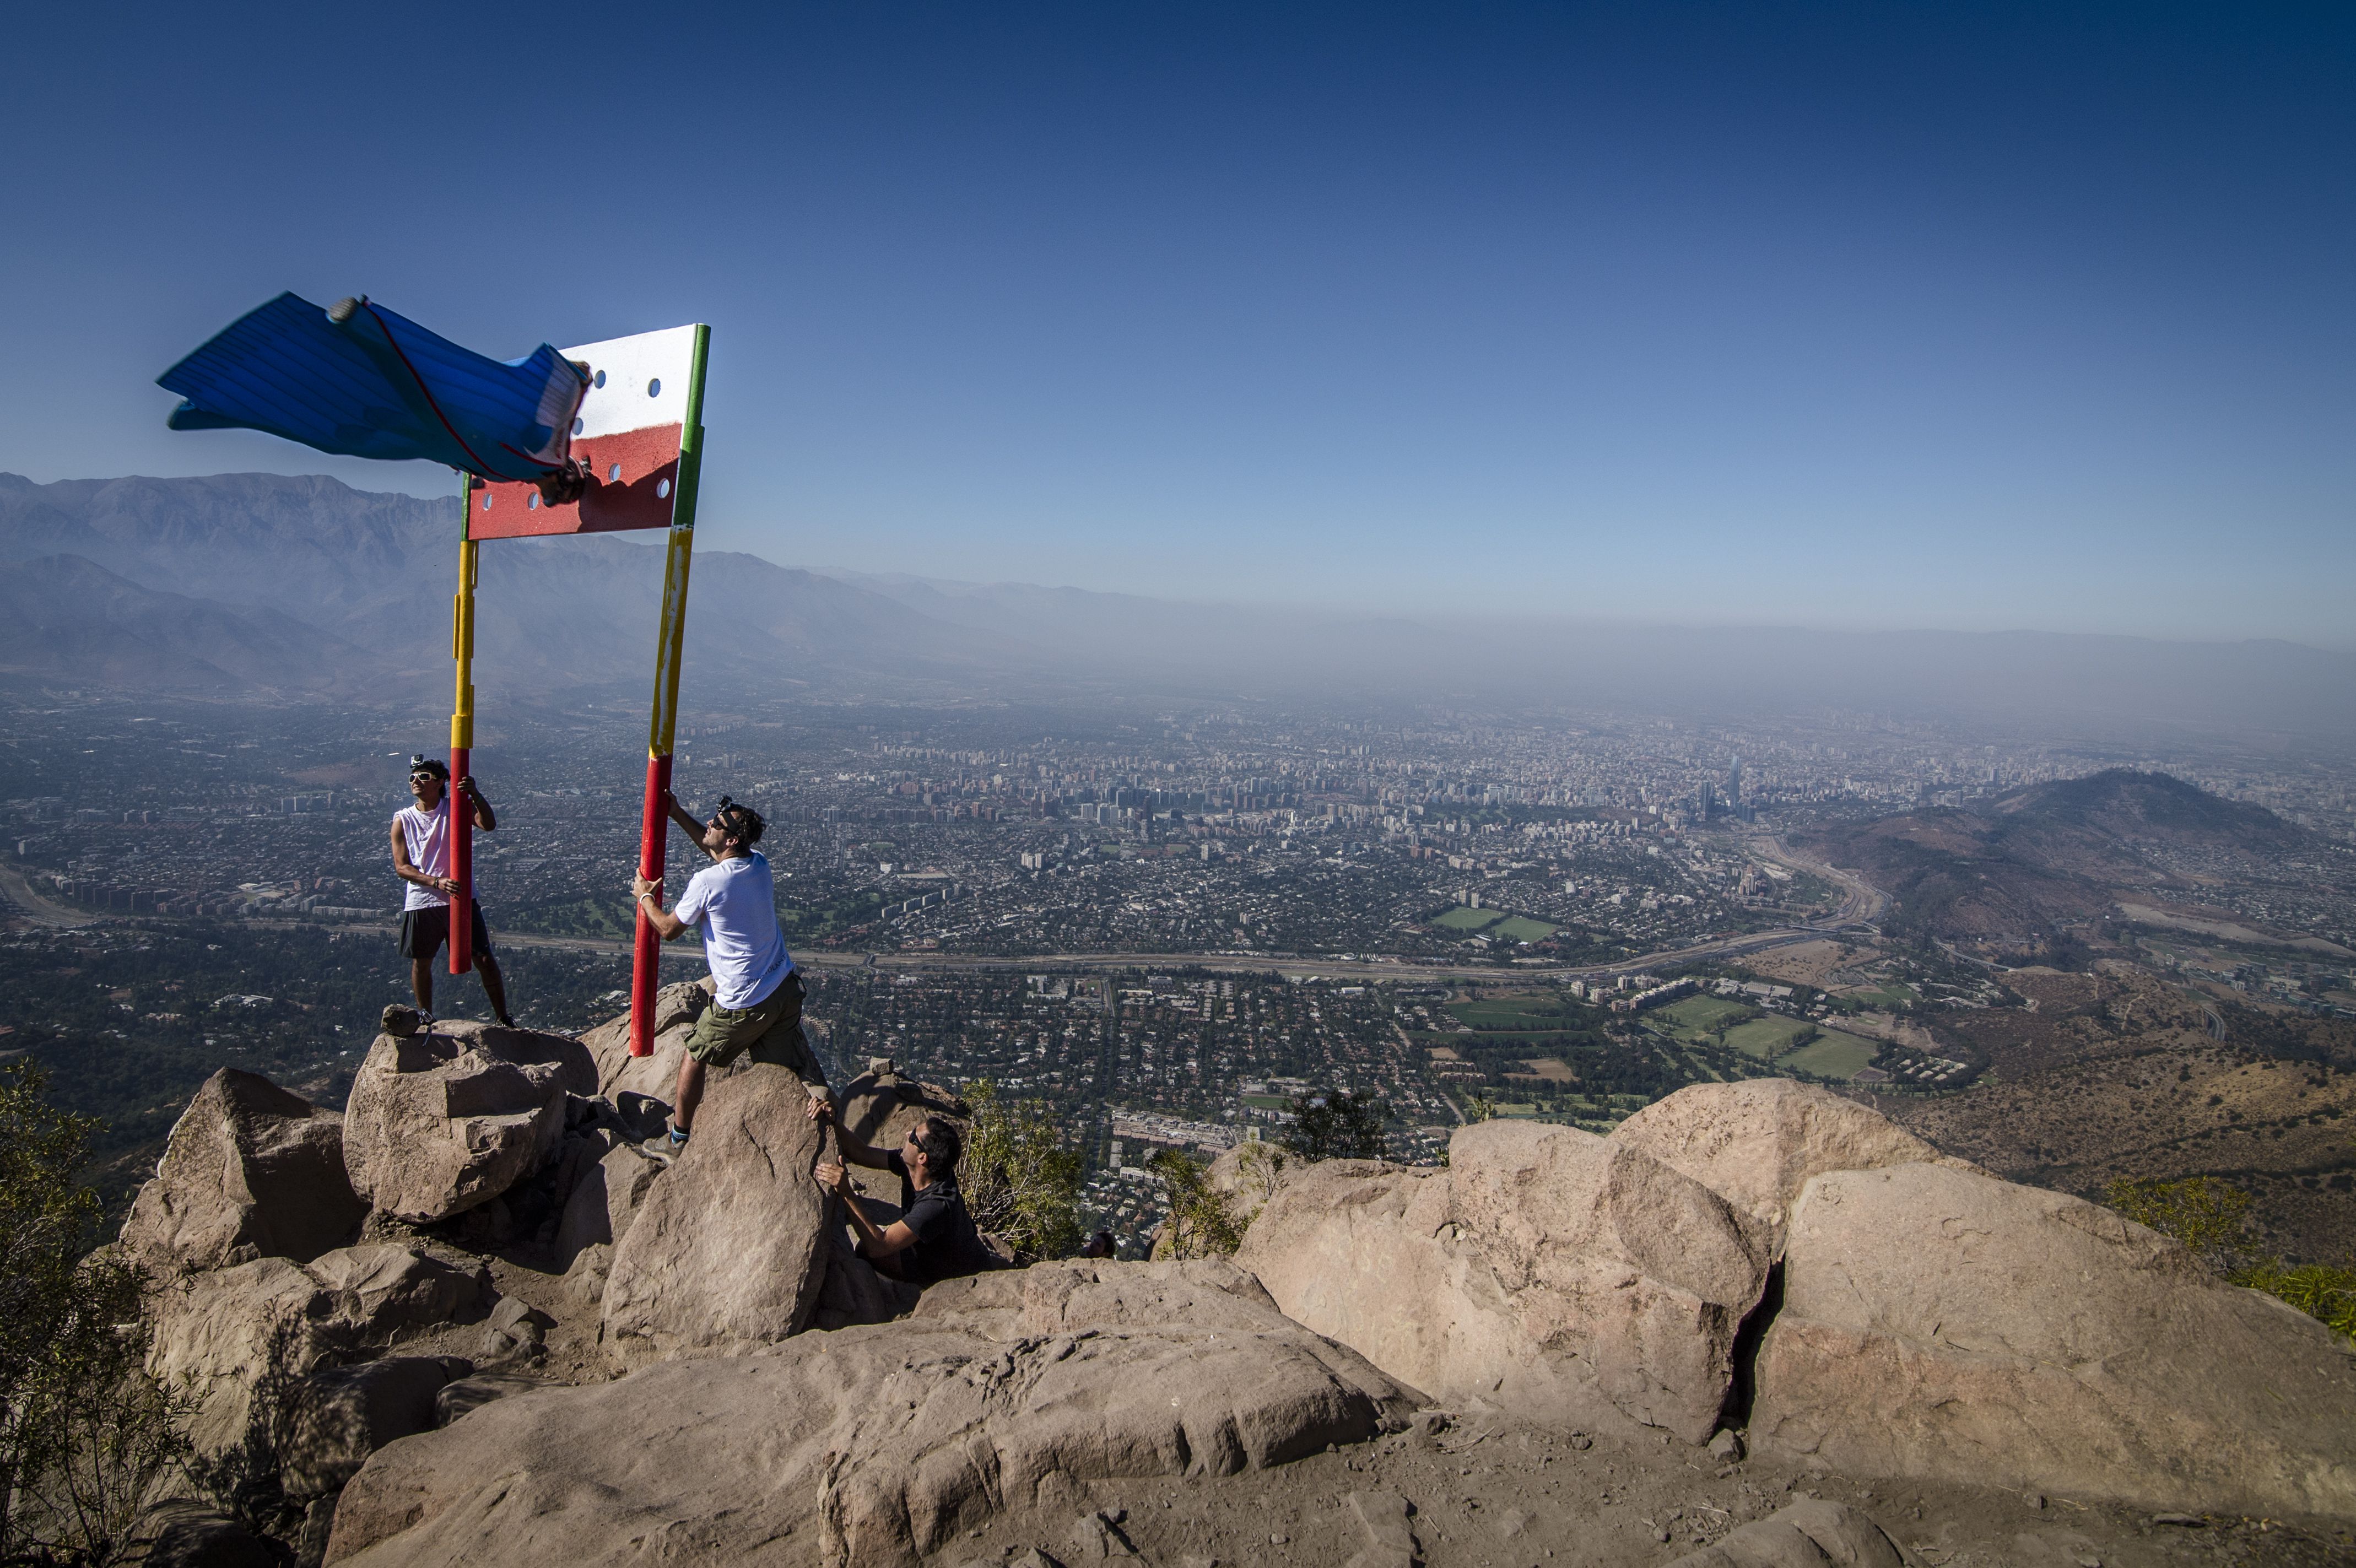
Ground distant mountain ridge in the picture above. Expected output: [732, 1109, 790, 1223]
[1804, 768, 2338, 956]
[6, 473, 2355, 737]
[0, 473, 1025, 698]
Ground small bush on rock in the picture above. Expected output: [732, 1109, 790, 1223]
[1148, 1150, 1244, 1258]
[1281, 1090, 1387, 1161]
[2106, 1174, 2355, 1343]
[958, 1080, 1084, 1261]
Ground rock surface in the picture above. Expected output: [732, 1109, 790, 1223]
[342, 1023, 597, 1223]
[1665, 1499, 1905, 1567]
[327, 1310, 1417, 1566]
[1238, 1120, 1767, 1442]
[551, 1140, 665, 1267]
[598, 1058, 833, 1367]
[1752, 1159, 2356, 1518]
[915, 1256, 1301, 1342]
[577, 978, 709, 1109]
[119, 1068, 365, 1272]
[1611, 1078, 1964, 1253]
[148, 1248, 481, 1455]
[277, 1355, 472, 1497]
[125, 1499, 280, 1567]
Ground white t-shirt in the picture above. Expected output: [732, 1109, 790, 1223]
[673, 851, 793, 1010]
[395, 799, 451, 912]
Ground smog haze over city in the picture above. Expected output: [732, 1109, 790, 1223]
[2, 3, 2353, 1262]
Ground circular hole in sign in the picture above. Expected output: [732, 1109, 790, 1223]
[607, 463, 623, 483]
[571, 417, 583, 436]
[592, 370, 606, 389]
[480, 493, 493, 510]
[656, 478, 671, 499]
[528, 493, 540, 509]
[647, 377, 662, 397]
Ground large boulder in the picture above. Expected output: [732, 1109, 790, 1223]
[551, 1140, 665, 1268]
[148, 1248, 482, 1456]
[1753, 1161, 2356, 1518]
[598, 1058, 833, 1367]
[812, 1221, 922, 1331]
[277, 1355, 472, 1498]
[342, 1022, 597, 1223]
[119, 1069, 365, 1272]
[1236, 1120, 1768, 1442]
[578, 979, 710, 1111]
[1611, 1079, 1968, 1253]
[327, 1312, 1417, 1567]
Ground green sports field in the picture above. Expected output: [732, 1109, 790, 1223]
[1778, 1030, 1882, 1080]
[1722, 1017, 1819, 1058]
[1490, 915, 1559, 943]
[1653, 994, 1754, 1038]
[1434, 906, 1506, 931]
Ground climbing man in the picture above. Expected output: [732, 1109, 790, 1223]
[815, 1116, 997, 1285]
[631, 792, 830, 1148]
[391, 756, 514, 1026]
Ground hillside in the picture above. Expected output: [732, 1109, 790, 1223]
[1803, 769, 2347, 960]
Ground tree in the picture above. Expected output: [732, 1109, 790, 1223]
[0, 1062, 190, 1562]
[1280, 1090, 1387, 1161]
[1148, 1149, 1245, 1258]
[958, 1079, 1084, 1261]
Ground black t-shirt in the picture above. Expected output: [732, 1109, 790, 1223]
[883, 1149, 995, 1285]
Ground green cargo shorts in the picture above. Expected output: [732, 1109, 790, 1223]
[684, 971, 814, 1073]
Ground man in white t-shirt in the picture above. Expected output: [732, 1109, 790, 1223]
[632, 791, 829, 1149]
[390, 756, 514, 1026]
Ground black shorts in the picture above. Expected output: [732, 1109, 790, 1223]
[398, 902, 494, 963]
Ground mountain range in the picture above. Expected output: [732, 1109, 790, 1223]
[6, 472, 2354, 738]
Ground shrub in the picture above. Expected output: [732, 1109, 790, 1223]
[1148, 1149, 1245, 1258]
[1280, 1090, 1388, 1161]
[2105, 1173, 2355, 1344]
[958, 1079, 1084, 1261]
[0, 1062, 191, 1562]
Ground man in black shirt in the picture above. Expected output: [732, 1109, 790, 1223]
[816, 1116, 996, 1285]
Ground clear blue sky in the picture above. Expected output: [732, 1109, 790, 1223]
[3, 3, 2350, 645]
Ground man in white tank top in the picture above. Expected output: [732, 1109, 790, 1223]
[391, 756, 515, 1026]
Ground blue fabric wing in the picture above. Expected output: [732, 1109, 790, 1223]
[158, 293, 587, 482]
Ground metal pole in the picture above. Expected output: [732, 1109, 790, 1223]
[450, 476, 478, 976]
[629, 325, 711, 1057]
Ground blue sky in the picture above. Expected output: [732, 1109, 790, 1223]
[3, 3, 2350, 644]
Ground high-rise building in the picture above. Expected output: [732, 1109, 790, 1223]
[1728, 755, 1744, 807]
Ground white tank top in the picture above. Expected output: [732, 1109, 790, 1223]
[396, 799, 450, 911]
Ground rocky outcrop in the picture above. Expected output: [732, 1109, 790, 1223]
[148, 1248, 482, 1455]
[328, 1281, 1417, 1566]
[342, 1022, 597, 1223]
[812, 1221, 923, 1331]
[598, 1058, 834, 1367]
[277, 1355, 472, 1498]
[552, 1140, 665, 1268]
[1666, 1499, 1905, 1567]
[1237, 1119, 1767, 1442]
[1612, 1078, 1969, 1253]
[915, 1256, 1299, 1341]
[125, 1500, 280, 1567]
[119, 1069, 365, 1272]
[1751, 1160, 2356, 1518]
[833, 1058, 969, 1205]
[577, 978, 709, 1112]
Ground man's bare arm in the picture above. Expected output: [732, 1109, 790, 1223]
[458, 775, 496, 831]
[818, 1161, 916, 1257]
[630, 874, 690, 940]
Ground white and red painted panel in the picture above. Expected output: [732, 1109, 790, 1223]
[469, 324, 698, 537]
